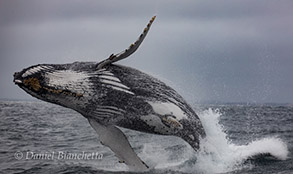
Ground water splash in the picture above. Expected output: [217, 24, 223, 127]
[194, 108, 289, 173]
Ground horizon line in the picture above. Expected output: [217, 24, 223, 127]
[0, 98, 292, 106]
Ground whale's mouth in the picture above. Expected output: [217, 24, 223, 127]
[13, 72, 25, 88]
[13, 72, 22, 84]
[13, 79, 23, 85]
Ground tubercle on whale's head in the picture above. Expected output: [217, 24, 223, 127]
[13, 62, 95, 107]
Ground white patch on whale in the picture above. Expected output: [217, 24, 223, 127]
[90, 105, 126, 121]
[97, 70, 134, 95]
[105, 86, 134, 95]
[147, 101, 187, 120]
[141, 114, 171, 134]
[22, 65, 54, 78]
[100, 79, 131, 90]
[45, 70, 93, 97]
[22, 66, 43, 77]
[99, 75, 121, 82]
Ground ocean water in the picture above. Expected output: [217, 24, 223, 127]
[0, 100, 292, 174]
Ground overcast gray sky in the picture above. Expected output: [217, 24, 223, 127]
[1, 0, 292, 104]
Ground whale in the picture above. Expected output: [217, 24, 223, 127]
[13, 16, 205, 171]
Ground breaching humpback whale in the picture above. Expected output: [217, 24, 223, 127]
[13, 16, 205, 171]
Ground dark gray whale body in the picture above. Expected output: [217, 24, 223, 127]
[13, 16, 205, 171]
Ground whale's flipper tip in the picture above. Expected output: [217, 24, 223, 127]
[88, 118, 149, 171]
[97, 16, 156, 69]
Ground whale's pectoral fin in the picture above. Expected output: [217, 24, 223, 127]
[88, 118, 149, 171]
[96, 16, 156, 69]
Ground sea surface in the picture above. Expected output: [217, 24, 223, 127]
[0, 100, 292, 174]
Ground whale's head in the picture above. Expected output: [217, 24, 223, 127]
[13, 62, 97, 109]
